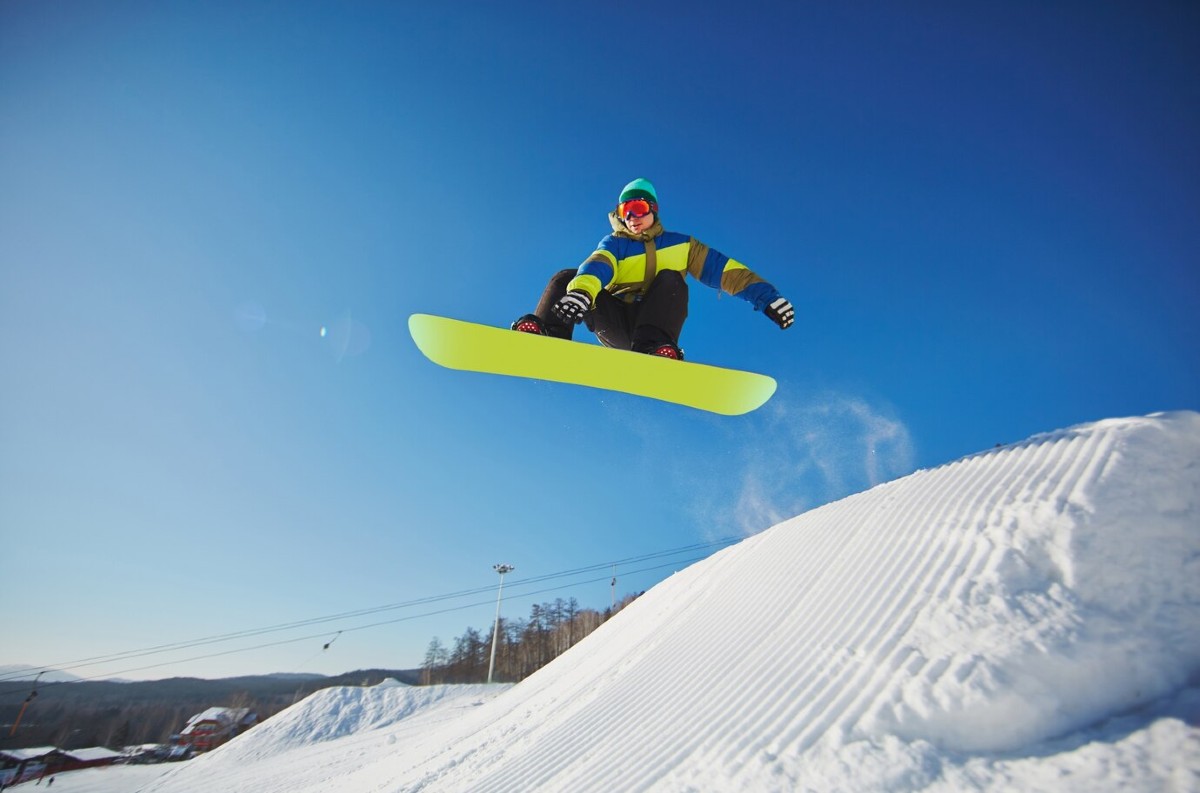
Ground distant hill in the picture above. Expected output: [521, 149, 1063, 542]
[0, 668, 421, 750]
[0, 665, 85, 683]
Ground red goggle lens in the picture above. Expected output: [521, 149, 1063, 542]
[619, 198, 655, 220]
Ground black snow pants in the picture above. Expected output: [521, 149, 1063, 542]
[534, 268, 688, 351]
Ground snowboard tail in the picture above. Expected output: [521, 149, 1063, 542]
[408, 314, 776, 416]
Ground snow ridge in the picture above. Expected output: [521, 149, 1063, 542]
[141, 412, 1199, 793]
[211, 681, 497, 764]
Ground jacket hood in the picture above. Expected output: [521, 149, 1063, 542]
[608, 210, 664, 242]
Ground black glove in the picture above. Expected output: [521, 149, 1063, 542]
[764, 297, 795, 329]
[553, 290, 592, 325]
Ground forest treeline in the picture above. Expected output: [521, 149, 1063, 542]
[422, 593, 641, 684]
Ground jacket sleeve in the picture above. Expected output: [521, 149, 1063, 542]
[565, 235, 618, 301]
[686, 239, 781, 311]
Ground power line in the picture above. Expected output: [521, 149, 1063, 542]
[0, 536, 738, 694]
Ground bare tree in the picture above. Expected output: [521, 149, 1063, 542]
[422, 637, 448, 685]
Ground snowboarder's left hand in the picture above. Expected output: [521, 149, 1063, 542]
[764, 297, 795, 329]
[553, 290, 592, 325]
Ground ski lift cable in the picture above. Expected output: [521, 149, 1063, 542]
[0, 538, 737, 687]
[0, 535, 741, 687]
[0, 554, 710, 695]
[0, 535, 739, 684]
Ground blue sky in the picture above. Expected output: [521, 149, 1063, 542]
[2, 1, 1197, 682]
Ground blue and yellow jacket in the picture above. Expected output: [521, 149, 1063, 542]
[566, 213, 782, 310]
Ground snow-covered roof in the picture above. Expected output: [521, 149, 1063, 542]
[57, 747, 123, 762]
[0, 746, 57, 761]
[124, 743, 165, 754]
[182, 706, 253, 732]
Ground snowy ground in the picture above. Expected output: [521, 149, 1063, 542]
[24, 412, 1200, 792]
[7, 765, 168, 792]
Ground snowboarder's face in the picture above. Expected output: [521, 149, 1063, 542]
[625, 212, 655, 234]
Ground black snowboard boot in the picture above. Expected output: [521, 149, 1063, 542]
[511, 314, 547, 335]
[649, 342, 684, 360]
[632, 323, 684, 361]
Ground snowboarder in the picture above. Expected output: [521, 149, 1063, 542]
[512, 178, 794, 360]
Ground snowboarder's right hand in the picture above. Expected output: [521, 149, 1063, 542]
[553, 290, 592, 325]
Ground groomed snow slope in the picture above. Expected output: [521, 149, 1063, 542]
[142, 412, 1200, 792]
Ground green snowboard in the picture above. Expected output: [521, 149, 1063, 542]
[408, 314, 776, 416]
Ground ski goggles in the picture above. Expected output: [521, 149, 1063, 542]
[618, 198, 657, 220]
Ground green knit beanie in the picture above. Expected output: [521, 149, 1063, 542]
[618, 178, 658, 207]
